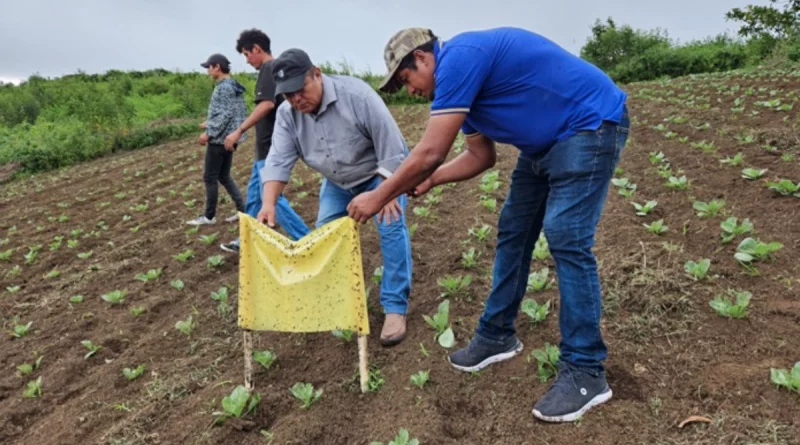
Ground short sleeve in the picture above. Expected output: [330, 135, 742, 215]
[430, 45, 492, 117]
[255, 64, 277, 104]
[461, 120, 480, 138]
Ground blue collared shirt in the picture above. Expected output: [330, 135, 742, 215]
[430, 27, 628, 154]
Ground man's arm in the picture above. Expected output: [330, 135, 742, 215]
[261, 180, 286, 213]
[225, 101, 274, 149]
[359, 88, 407, 174]
[369, 112, 466, 202]
[426, 133, 496, 187]
[239, 100, 274, 133]
[257, 110, 300, 225]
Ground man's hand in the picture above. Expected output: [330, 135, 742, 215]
[409, 177, 435, 198]
[347, 190, 385, 224]
[224, 129, 242, 150]
[256, 204, 276, 228]
[376, 198, 402, 224]
[197, 133, 209, 146]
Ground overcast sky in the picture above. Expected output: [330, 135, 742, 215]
[0, 0, 770, 84]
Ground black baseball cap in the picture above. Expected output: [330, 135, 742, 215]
[273, 48, 314, 95]
[201, 53, 230, 69]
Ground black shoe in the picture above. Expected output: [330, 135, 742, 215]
[447, 335, 523, 372]
[532, 362, 612, 422]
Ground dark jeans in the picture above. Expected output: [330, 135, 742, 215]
[476, 106, 630, 372]
[204, 143, 245, 220]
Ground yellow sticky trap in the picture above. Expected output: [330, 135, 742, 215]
[237, 214, 370, 335]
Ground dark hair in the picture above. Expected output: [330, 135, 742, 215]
[236, 28, 271, 54]
[397, 40, 436, 71]
[218, 63, 231, 74]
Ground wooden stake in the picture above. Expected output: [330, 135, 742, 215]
[358, 335, 368, 393]
[243, 330, 254, 391]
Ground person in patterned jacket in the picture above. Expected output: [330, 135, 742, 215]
[187, 53, 248, 226]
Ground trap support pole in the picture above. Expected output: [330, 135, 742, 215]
[358, 335, 368, 393]
[243, 330, 254, 391]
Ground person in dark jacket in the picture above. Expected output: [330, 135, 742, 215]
[187, 53, 248, 226]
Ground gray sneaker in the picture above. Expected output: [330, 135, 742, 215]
[447, 334, 523, 372]
[186, 215, 216, 226]
[532, 362, 612, 422]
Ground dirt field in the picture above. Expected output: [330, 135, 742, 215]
[1, 68, 799, 445]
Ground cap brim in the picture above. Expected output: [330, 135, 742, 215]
[378, 69, 402, 94]
[275, 74, 307, 96]
[200, 62, 211, 68]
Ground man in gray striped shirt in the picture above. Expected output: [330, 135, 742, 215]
[257, 48, 413, 347]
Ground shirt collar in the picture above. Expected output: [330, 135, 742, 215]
[315, 74, 338, 116]
[433, 39, 444, 81]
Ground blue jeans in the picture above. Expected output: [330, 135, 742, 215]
[316, 175, 413, 315]
[240, 159, 310, 242]
[476, 106, 630, 372]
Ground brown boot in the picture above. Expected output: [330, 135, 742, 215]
[380, 313, 406, 347]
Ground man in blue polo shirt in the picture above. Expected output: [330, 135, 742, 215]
[347, 27, 629, 422]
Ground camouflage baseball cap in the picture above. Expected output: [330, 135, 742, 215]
[379, 27, 437, 93]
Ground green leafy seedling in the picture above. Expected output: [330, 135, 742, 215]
[101, 290, 126, 304]
[207, 255, 225, 268]
[135, 268, 162, 283]
[741, 168, 767, 180]
[437, 274, 472, 299]
[410, 370, 429, 390]
[684, 259, 711, 280]
[23, 376, 42, 398]
[770, 362, 800, 395]
[720, 217, 753, 243]
[370, 428, 420, 445]
[710, 290, 752, 319]
[253, 350, 276, 370]
[766, 179, 800, 197]
[123, 364, 146, 381]
[11, 321, 32, 338]
[530, 343, 560, 383]
[734, 237, 783, 264]
[644, 219, 668, 235]
[290, 382, 322, 409]
[175, 315, 195, 336]
[422, 300, 455, 348]
[213, 385, 261, 424]
[173, 249, 195, 262]
[82, 340, 102, 359]
[332, 329, 354, 342]
[520, 299, 550, 325]
[526, 268, 553, 292]
[693, 199, 725, 218]
[632, 200, 657, 216]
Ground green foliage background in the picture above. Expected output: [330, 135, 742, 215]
[0, 1, 798, 178]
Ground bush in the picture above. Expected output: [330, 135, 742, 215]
[0, 120, 110, 172]
[0, 64, 427, 177]
[581, 11, 800, 83]
[609, 36, 750, 83]
[113, 122, 198, 152]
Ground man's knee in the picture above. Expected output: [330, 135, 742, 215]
[542, 223, 596, 251]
